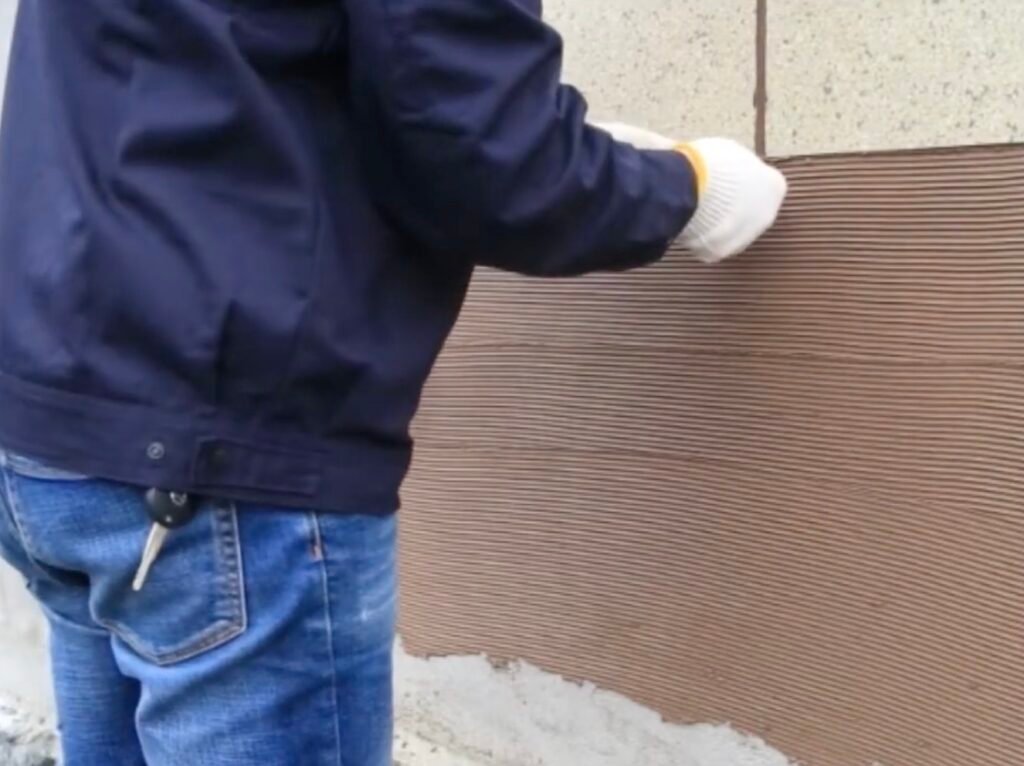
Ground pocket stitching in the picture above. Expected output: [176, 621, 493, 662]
[100, 614, 245, 667]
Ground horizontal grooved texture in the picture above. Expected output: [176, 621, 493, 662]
[400, 145, 1024, 766]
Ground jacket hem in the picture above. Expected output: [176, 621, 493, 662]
[0, 371, 408, 515]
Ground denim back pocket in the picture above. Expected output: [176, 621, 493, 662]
[2, 459, 247, 666]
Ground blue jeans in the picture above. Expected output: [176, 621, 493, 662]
[0, 450, 397, 765]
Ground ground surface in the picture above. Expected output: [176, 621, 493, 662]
[2, 647, 795, 766]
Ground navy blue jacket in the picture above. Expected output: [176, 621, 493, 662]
[0, 0, 697, 513]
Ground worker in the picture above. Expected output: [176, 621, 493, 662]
[0, 2, 786, 765]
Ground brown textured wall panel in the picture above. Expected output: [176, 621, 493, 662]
[400, 145, 1024, 766]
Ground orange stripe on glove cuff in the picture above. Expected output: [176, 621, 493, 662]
[674, 143, 708, 198]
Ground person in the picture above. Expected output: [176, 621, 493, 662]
[0, 1, 786, 764]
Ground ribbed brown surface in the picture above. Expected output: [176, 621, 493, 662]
[400, 145, 1024, 766]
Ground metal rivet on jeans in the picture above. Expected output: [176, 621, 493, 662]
[146, 442, 166, 461]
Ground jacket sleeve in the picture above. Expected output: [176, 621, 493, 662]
[344, 0, 698, 277]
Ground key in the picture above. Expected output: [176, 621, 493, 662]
[132, 523, 169, 592]
[132, 490, 198, 592]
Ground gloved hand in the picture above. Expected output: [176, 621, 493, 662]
[596, 122, 787, 264]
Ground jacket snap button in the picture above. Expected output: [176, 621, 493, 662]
[146, 442, 166, 461]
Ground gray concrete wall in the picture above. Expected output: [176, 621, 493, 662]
[0, 0, 12, 107]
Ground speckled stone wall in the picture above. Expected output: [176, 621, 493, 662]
[548, 0, 757, 147]
[767, 0, 1024, 154]
[549, 0, 1024, 154]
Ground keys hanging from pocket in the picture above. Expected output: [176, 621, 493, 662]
[132, 490, 198, 592]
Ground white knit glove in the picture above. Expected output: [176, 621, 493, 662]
[596, 122, 787, 264]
